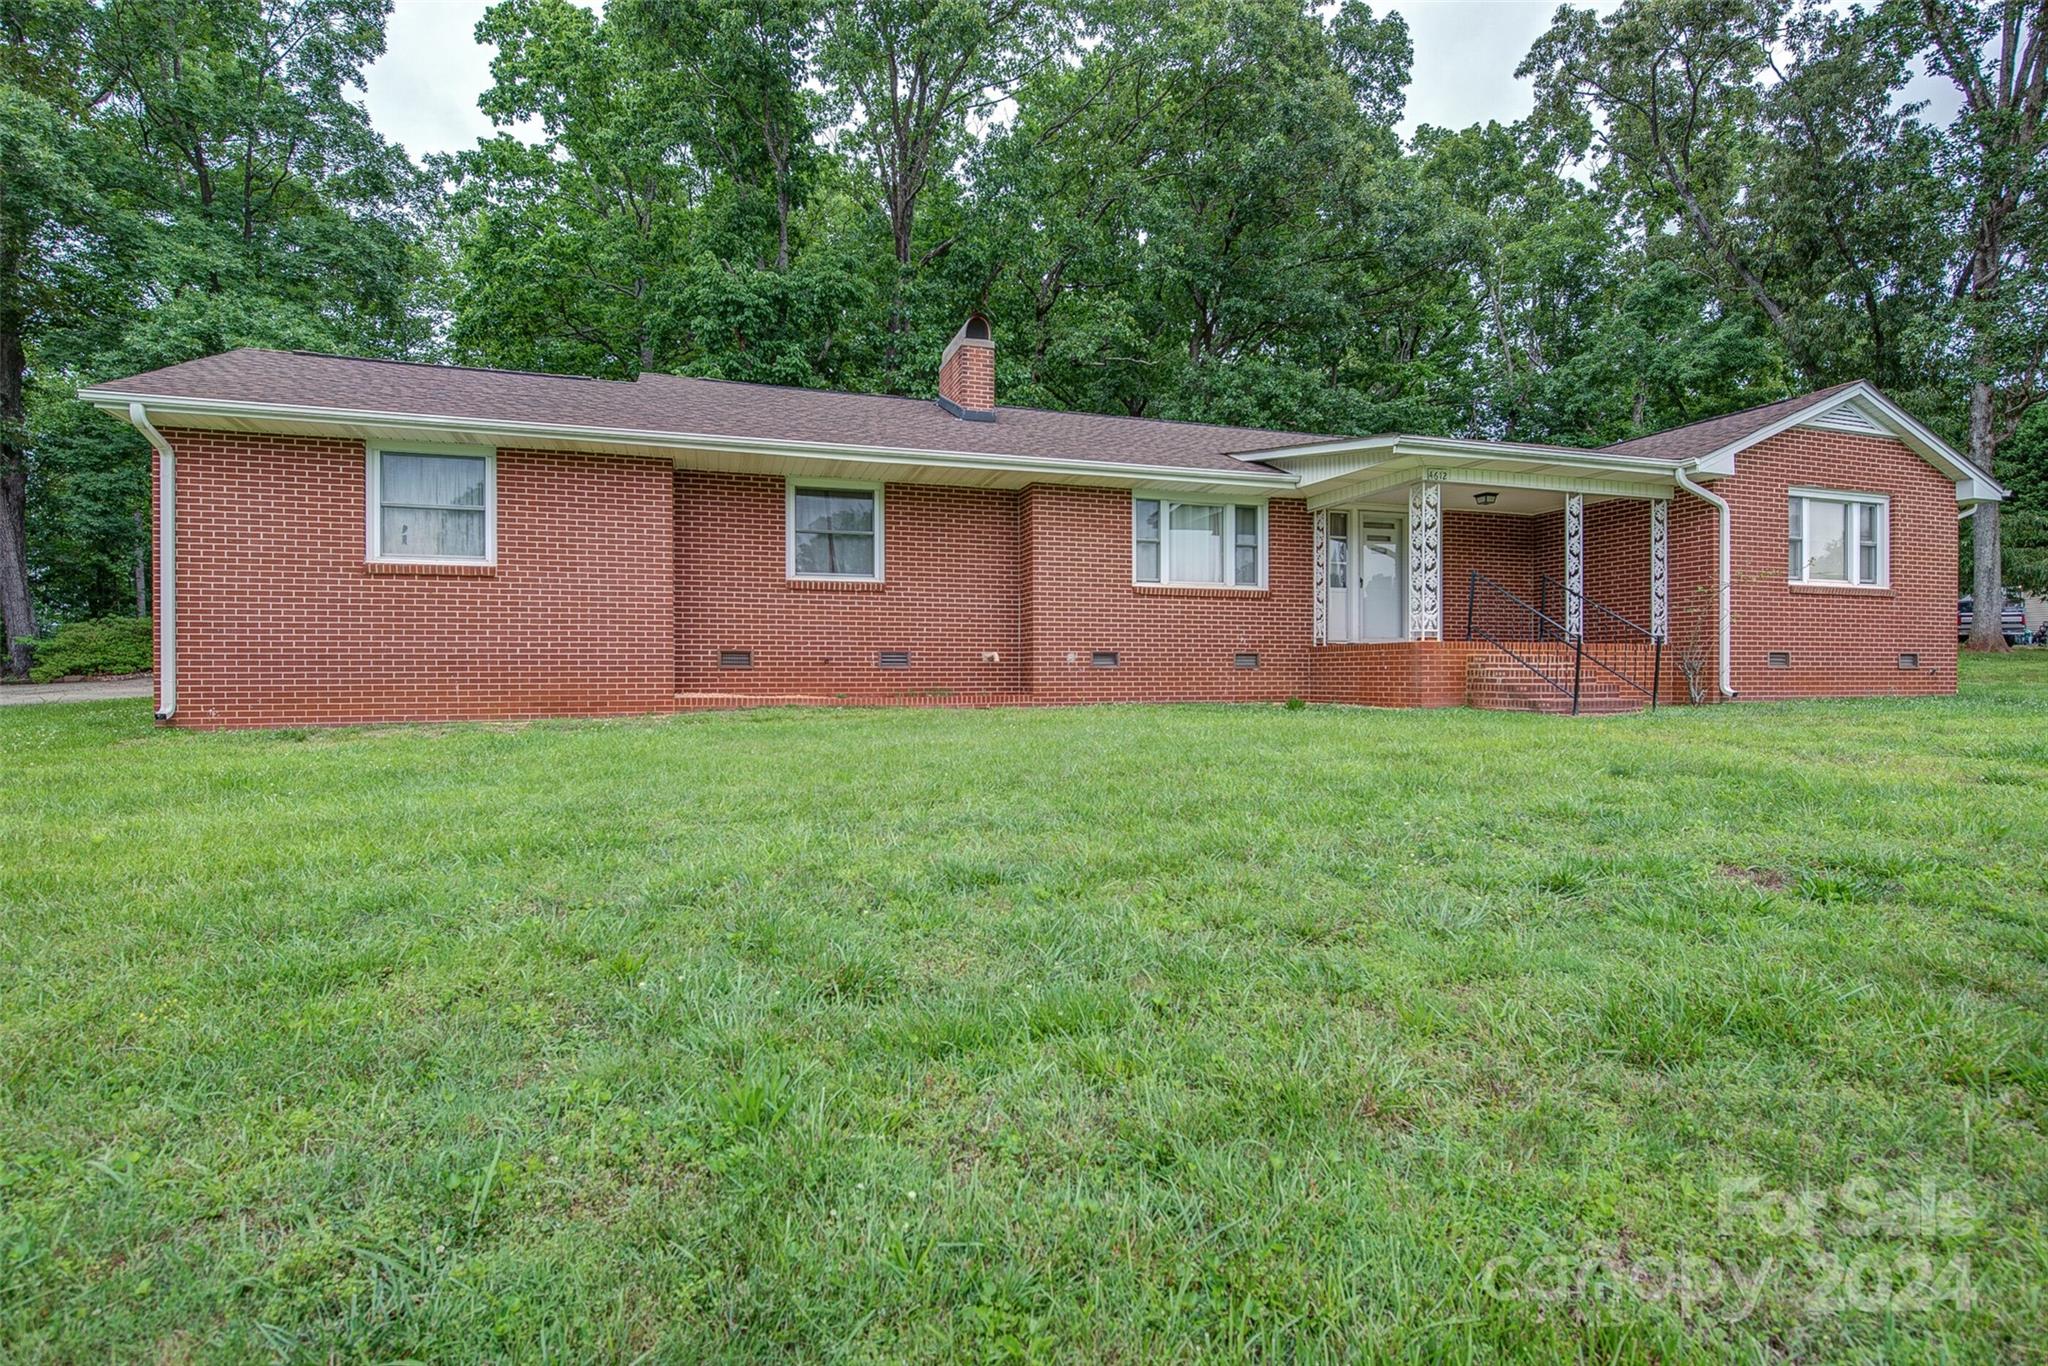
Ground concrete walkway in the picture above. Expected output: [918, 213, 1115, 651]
[0, 676, 153, 706]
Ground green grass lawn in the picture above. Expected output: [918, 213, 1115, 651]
[4, 658, 2046, 1361]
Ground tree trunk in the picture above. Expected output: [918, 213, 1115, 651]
[0, 231, 37, 677]
[1965, 379, 2008, 652]
[0, 459, 34, 678]
[133, 509, 150, 617]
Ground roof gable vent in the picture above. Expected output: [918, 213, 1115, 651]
[1802, 398, 1888, 437]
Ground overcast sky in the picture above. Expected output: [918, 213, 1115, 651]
[358, 0, 1955, 160]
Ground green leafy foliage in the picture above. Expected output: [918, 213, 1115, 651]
[4, 0, 2046, 660]
[25, 614, 151, 682]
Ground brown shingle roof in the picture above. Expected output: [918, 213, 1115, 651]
[1599, 382, 1864, 462]
[90, 349, 1333, 474]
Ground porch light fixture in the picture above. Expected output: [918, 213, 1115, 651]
[1472, 491, 1499, 506]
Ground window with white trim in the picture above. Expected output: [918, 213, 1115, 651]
[787, 480, 882, 579]
[1788, 489, 1887, 586]
[1133, 496, 1265, 587]
[368, 446, 494, 562]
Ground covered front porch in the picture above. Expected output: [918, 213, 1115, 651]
[1265, 439, 1688, 710]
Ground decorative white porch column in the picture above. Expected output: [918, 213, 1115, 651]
[1649, 498, 1669, 641]
[1408, 479, 1443, 640]
[1563, 492, 1585, 639]
[1312, 509, 1328, 646]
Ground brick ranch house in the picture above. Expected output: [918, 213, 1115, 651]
[80, 317, 2004, 729]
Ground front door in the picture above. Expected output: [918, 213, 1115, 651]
[1327, 511, 1406, 642]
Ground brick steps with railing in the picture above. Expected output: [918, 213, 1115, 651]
[1464, 571, 1664, 715]
[1466, 645, 1650, 714]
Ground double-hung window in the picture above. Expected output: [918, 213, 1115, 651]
[787, 480, 883, 580]
[1788, 489, 1887, 587]
[368, 445, 494, 563]
[1133, 496, 1265, 588]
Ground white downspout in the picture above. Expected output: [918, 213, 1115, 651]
[1674, 465, 1737, 700]
[126, 402, 175, 720]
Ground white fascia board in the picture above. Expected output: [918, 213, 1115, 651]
[1689, 383, 2006, 502]
[1270, 433, 1688, 489]
[83, 390, 1302, 492]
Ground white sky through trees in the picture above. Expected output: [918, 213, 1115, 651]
[359, 0, 1959, 162]
[359, 0, 1625, 159]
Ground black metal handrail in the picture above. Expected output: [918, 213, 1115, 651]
[1465, 571, 1583, 712]
[1536, 573, 1662, 710]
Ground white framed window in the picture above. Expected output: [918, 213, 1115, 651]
[1132, 495, 1266, 588]
[1788, 488, 1888, 587]
[367, 443, 495, 563]
[787, 478, 883, 580]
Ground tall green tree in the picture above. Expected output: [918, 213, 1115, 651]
[3, 0, 435, 664]
[448, 0, 885, 386]
[1890, 0, 2048, 650]
[1753, 3, 1953, 394]
[822, 0, 1060, 269]
[0, 0, 103, 672]
[967, 0, 1449, 430]
[450, 0, 697, 376]
[1520, 0, 1809, 377]
[91, 0, 434, 361]
[622, 0, 819, 272]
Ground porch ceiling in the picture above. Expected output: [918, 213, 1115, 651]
[1346, 484, 1586, 516]
[1267, 440, 1681, 510]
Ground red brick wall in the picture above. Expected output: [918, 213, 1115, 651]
[150, 423, 1959, 726]
[1307, 641, 1476, 707]
[674, 471, 1024, 693]
[154, 429, 674, 728]
[1019, 486, 1313, 700]
[1583, 499, 1653, 625]
[1443, 510, 1538, 638]
[1719, 428, 1956, 698]
[1665, 492, 1723, 702]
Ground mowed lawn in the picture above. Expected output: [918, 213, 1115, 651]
[3, 660, 2046, 1362]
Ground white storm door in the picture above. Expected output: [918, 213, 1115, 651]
[1357, 520, 1405, 640]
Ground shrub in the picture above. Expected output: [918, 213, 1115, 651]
[27, 617, 153, 683]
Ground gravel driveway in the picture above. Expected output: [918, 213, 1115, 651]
[0, 676, 154, 706]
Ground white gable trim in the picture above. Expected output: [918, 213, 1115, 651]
[1690, 382, 2004, 503]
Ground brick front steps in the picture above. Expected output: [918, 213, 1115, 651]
[1465, 644, 1653, 714]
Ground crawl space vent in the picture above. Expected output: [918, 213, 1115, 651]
[1091, 651, 1120, 669]
[719, 650, 753, 670]
[1234, 652, 1260, 669]
[1766, 651, 1791, 669]
[877, 650, 911, 669]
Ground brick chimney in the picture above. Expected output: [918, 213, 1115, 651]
[937, 314, 996, 421]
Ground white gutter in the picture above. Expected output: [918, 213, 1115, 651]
[125, 403, 175, 719]
[77, 389, 1297, 491]
[1674, 465, 1736, 700]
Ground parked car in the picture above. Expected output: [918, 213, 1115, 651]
[1958, 593, 2028, 645]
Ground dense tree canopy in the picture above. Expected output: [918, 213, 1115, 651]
[4, 0, 2045, 671]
